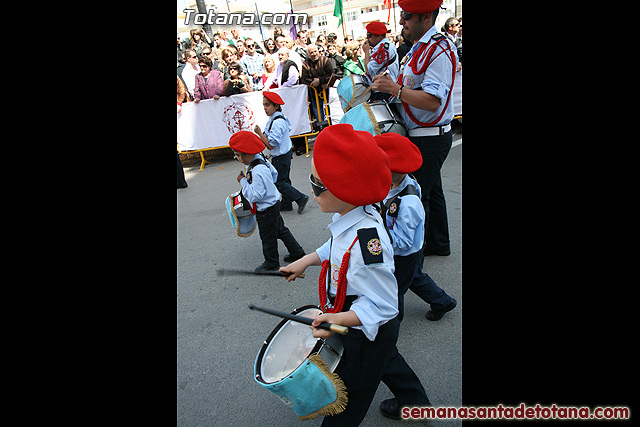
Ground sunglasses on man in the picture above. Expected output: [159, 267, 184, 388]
[400, 10, 413, 20]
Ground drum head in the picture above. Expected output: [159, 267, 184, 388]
[259, 307, 322, 384]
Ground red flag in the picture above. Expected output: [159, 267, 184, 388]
[385, 0, 392, 23]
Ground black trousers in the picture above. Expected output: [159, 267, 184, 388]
[321, 318, 400, 427]
[255, 201, 304, 269]
[409, 130, 453, 254]
[270, 150, 305, 209]
[177, 151, 187, 186]
[394, 251, 454, 322]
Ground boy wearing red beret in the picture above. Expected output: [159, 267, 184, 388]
[229, 131, 305, 273]
[374, 132, 456, 419]
[281, 124, 428, 426]
[375, 132, 456, 322]
[254, 91, 309, 215]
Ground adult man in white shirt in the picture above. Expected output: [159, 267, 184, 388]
[180, 49, 201, 100]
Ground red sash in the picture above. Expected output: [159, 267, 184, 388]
[397, 36, 457, 128]
[318, 236, 359, 313]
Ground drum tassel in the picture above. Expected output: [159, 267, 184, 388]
[298, 353, 348, 421]
[362, 103, 382, 135]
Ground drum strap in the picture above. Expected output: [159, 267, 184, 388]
[267, 114, 286, 133]
[318, 236, 359, 313]
[381, 184, 418, 232]
[245, 157, 267, 214]
[397, 35, 457, 128]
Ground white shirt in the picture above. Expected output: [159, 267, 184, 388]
[382, 175, 424, 256]
[271, 61, 300, 88]
[181, 63, 200, 98]
[397, 25, 458, 128]
[239, 155, 281, 211]
[315, 205, 399, 341]
[366, 37, 399, 83]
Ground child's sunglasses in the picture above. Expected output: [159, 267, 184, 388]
[309, 174, 327, 197]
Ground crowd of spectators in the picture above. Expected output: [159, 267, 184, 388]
[177, 27, 369, 106]
[177, 20, 461, 185]
[177, 21, 462, 123]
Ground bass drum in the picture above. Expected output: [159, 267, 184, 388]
[336, 74, 371, 112]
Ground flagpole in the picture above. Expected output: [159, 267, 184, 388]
[289, 0, 298, 39]
[347, 0, 352, 38]
[393, 0, 397, 33]
[255, 2, 266, 43]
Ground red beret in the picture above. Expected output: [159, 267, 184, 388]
[313, 124, 391, 206]
[398, 0, 442, 14]
[263, 90, 284, 105]
[229, 131, 265, 154]
[365, 21, 388, 35]
[374, 133, 422, 174]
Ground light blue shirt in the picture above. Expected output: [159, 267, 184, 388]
[366, 37, 399, 83]
[315, 205, 399, 341]
[239, 154, 281, 211]
[397, 25, 459, 129]
[263, 112, 292, 157]
[382, 175, 425, 256]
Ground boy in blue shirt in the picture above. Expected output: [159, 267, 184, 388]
[229, 131, 305, 273]
[254, 91, 309, 214]
[375, 132, 457, 322]
[374, 132, 456, 419]
[281, 124, 429, 426]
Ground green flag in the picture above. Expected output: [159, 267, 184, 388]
[333, 0, 343, 27]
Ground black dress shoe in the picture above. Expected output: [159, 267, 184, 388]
[284, 252, 305, 263]
[379, 398, 402, 420]
[426, 298, 457, 321]
[297, 195, 309, 214]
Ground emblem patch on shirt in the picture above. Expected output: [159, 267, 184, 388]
[367, 239, 382, 255]
[404, 76, 415, 89]
[330, 263, 340, 286]
[357, 228, 384, 265]
[387, 197, 402, 218]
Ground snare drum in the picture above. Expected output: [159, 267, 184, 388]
[254, 305, 346, 420]
[336, 74, 371, 112]
[225, 190, 256, 237]
[339, 101, 407, 137]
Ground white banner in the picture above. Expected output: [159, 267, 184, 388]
[452, 69, 462, 116]
[177, 84, 312, 151]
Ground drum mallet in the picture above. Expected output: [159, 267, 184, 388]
[217, 268, 305, 279]
[248, 304, 349, 335]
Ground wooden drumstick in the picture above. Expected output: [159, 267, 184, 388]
[248, 304, 349, 335]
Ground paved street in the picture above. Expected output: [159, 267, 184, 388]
[177, 135, 462, 426]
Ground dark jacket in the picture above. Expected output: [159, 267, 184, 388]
[300, 55, 334, 86]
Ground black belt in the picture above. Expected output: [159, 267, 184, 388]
[327, 294, 358, 312]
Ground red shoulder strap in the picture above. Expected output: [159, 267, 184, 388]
[397, 38, 457, 128]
